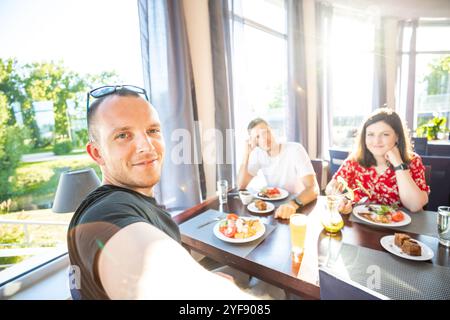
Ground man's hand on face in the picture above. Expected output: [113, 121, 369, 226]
[244, 137, 257, 156]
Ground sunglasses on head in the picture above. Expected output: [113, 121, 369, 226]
[86, 85, 149, 111]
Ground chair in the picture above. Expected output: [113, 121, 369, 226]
[421, 156, 450, 211]
[412, 137, 428, 155]
[319, 267, 389, 300]
[311, 159, 328, 193]
[69, 265, 82, 300]
[426, 142, 450, 157]
[328, 148, 349, 179]
[424, 165, 431, 187]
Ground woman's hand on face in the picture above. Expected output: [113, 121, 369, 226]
[384, 145, 402, 167]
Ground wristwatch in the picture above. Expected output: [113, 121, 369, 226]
[293, 197, 304, 212]
[393, 163, 408, 171]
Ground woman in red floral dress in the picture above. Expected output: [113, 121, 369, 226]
[326, 108, 430, 213]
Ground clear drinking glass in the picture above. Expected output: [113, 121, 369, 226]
[290, 214, 308, 263]
[217, 180, 228, 204]
[438, 206, 450, 247]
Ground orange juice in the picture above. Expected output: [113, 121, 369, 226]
[290, 214, 308, 255]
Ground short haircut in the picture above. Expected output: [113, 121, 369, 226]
[247, 118, 269, 131]
[87, 88, 142, 141]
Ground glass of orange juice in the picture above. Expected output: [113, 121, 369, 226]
[290, 214, 308, 261]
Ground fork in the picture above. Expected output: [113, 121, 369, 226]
[196, 216, 225, 229]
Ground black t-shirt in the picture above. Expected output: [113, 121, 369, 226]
[67, 185, 181, 300]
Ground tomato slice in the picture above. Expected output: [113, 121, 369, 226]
[223, 225, 237, 238]
[227, 213, 239, 221]
[268, 187, 280, 195]
[391, 211, 404, 222]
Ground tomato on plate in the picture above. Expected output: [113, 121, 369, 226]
[222, 224, 237, 238]
[227, 213, 239, 221]
[219, 218, 237, 238]
[268, 187, 280, 195]
[391, 210, 404, 222]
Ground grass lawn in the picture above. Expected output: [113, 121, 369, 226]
[0, 209, 73, 268]
[25, 145, 54, 154]
[9, 155, 101, 212]
[0, 154, 100, 268]
[0, 209, 73, 246]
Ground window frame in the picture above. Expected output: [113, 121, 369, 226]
[398, 19, 450, 131]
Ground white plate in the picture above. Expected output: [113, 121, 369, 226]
[380, 235, 434, 261]
[254, 188, 289, 201]
[247, 201, 275, 214]
[213, 217, 265, 243]
[353, 205, 411, 227]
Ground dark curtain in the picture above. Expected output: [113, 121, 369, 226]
[138, 0, 203, 208]
[208, 0, 237, 186]
[286, 0, 308, 148]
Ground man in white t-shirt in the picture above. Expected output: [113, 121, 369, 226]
[237, 118, 319, 219]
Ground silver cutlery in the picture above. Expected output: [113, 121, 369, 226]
[196, 216, 225, 229]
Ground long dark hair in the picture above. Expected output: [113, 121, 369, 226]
[351, 108, 413, 167]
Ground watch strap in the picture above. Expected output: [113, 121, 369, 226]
[293, 197, 303, 212]
[393, 163, 408, 171]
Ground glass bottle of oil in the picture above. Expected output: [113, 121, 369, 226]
[322, 195, 344, 235]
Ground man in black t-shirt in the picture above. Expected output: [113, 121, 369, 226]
[68, 86, 253, 299]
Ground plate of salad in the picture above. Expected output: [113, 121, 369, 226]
[353, 204, 411, 227]
[254, 187, 289, 201]
[213, 213, 265, 243]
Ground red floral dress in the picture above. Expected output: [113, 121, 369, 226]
[333, 154, 430, 206]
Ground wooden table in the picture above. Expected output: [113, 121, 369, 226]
[174, 194, 450, 300]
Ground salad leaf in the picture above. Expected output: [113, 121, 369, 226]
[369, 204, 394, 215]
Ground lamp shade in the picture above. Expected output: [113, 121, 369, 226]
[52, 168, 101, 213]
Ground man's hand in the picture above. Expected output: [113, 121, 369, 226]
[244, 137, 257, 156]
[274, 201, 298, 219]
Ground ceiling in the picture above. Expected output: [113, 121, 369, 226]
[323, 0, 450, 19]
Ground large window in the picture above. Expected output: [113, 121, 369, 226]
[404, 21, 450, 133]
[328, 9, 377, 149]
[229, 0, 288, 164]
[0, 0, 141, 271]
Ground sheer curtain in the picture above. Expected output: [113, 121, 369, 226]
[373, 18, 387, 110]
[138, 0, 203, 209]
[397, 19, 418, 130]
[315, 1, 333, 158]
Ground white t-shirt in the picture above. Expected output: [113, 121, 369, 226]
[247, 142, 315, 194]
